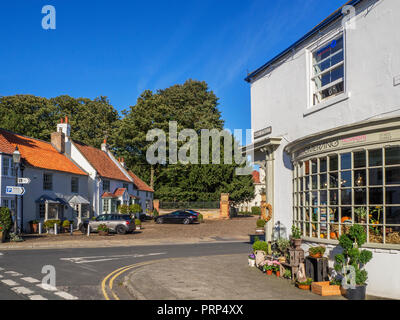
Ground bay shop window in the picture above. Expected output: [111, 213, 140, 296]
[293, 147, 400, 246]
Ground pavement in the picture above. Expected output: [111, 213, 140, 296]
[122, 254, 346, 300]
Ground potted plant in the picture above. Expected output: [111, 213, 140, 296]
[272, 261, 281, 277]
[29, 220, 39, 234]
[98, 223, 109, 236]
[276, 238, 290, 262]
[291, 225, 302, 249]
[283, 269, 292, 280]
[248, 254, 256, 267]
[354, 207, 367, 224]
[252, 240, 269, 255]
[309, 246, 326, 259]
[334, 224, 373, 300]
[263, 262, 274, 275]
[256, 219, 266, 234]
[135, 219, 142, 230]
[296, 278, 313, 290]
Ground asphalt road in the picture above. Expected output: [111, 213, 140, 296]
[0, 241, 250, 300]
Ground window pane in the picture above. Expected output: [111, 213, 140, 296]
[369, 149, 382, 167]
[386, 207, 400, 225]
[341, 207, 352, 222]
[330, 190, 339, 205]
[369, 188, 383, 205]
[386, 187, 400, 205]
[353, 151, 366, 168]
[330, 207, 339, 222]
[386, 226, 400, 244]
[385, 147, 400, 166]
[311, 159, 318, 174]
[305, 161, 310, 175]
[312, 175, 318, 190]
[354, 207, 368, 223]
[340, 171, 352, 188]
[354, 170, 366, 187]
[369, 168, 383, 186]
[312, 192, 318, 206]
[341, 153, 351, 170]
[329, 155, 338, 171]
[320, 158, 327, 173]
[341, 189, 352, 205]
[313, 36, 343, 64]
[320, 174, 327, 189]
[386, 167, 400, 185]
[355, 189, 367, 205]
[329, 172, 338, 188]
[320, 191, 327, 205]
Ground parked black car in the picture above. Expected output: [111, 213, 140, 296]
[155, 210, 198, 224]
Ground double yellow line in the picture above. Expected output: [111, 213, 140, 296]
[101, 259, 167, 300]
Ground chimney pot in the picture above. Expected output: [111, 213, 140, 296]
[65, 116, 68, 124]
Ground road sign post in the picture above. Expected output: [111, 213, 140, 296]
[6, 186, 26, 196]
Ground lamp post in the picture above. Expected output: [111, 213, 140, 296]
[12, 146, 21, 235]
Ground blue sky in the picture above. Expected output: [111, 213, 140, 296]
[0, 0, 346, 133]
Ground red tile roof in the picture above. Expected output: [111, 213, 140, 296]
[101, 192, 116, 199]
[0, 129, 87, 176]
[252, 170, 261, 184]
[128, 171, 154, 192]
[114, 188, 126, 197]
[74, 141, 131, 182]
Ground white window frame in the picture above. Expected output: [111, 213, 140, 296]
[306, 29, 348, 112]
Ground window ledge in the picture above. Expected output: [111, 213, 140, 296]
[302, 236, 400, 251]
[304, 92, 350, 117]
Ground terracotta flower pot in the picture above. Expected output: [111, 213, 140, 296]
[310, 253, 323, 259]
[266, 270, 273, 275]
[293, 238, 302, 249]
[275, 271, 280, 277]
[99, 230, 109, 236]
[30, 223, 38, 234]
[297, 284, 311, 290]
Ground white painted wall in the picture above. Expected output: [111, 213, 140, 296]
[249, 0, 400, 298]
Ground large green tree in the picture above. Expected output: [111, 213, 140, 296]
[0, 94, 119, 147]
[111, 79, 254, 203]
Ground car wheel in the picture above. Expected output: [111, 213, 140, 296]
[116, 225, 126, 235]
[79, 224, 87, 234]
[157, 218, 164, 224]
[183, 218, 190, 225]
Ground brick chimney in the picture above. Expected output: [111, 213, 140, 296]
[101, 139, 108, 152]
[51, 130, 65, 153]
[57, 116, 71, 139]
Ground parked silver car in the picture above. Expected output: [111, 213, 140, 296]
[79, 214, 136, 235]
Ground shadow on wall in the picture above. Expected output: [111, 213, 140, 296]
[283, 150, 293, 170]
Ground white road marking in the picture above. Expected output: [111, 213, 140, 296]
[4, 271, 23, 277]
[21, 277, 40, 284]
[1, 279, 19, 286]
[0, 267, 4, 270]
[54, 291, 79, 300]
[60, 252, 167, 264]
[29, 295, 47, 300]
[11, 286, 34, 295]
[36, 283, 57, 291]
[0, 253, 3, 256]
[0, 275, 3, 278]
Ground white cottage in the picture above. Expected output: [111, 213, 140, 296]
[0, 128, 89, 232]
[245, 0, 400, 299]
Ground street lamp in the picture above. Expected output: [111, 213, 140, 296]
[13, 146, 21, 234]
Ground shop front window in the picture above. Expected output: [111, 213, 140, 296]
[293, 147, 400, 246]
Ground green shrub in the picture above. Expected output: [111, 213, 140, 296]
[0, 207, 12, 232]
[198, 214, 204, 223]
[62, 220, 71, 228]
[135, 219, 142, 226]
[256, 219, 266, 228]
[334, 225, 373, 286]
[252, 240, 268, 254]
[44, 220, 61, 229]
[277, 238, 291, 255]
[297, 278, 313, 286]
[153, 209, 159, 218]
[283, 269, 292, 279]
[129, 204, 142, 215]
[251, 206, 261, 216]
[118, 204, 130, 214]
